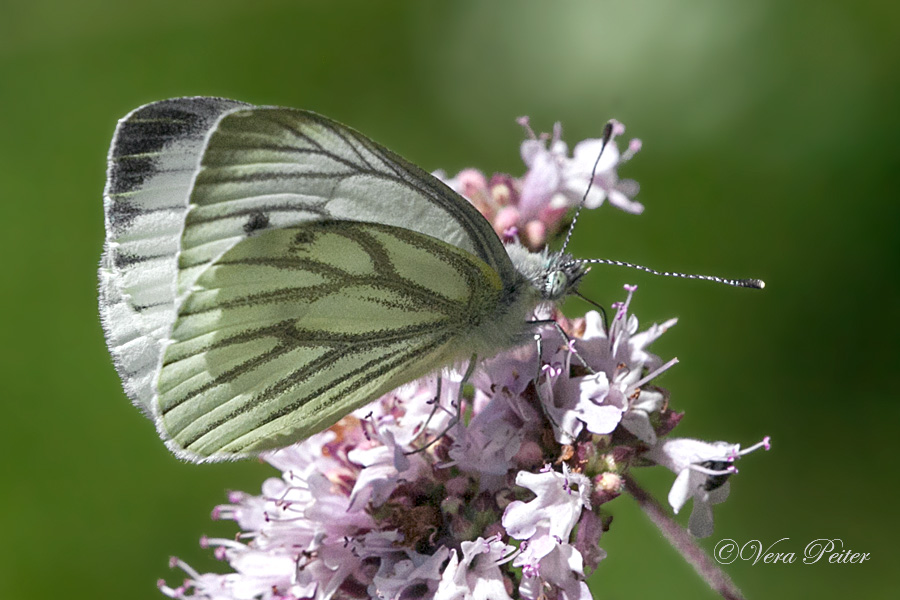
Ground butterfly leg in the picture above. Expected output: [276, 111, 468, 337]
[533, 332, 547, 382]
[405, 355, 477, 455]
[527, 319, 594, 374]
[406, 376, 445, 448]
[454, 353, 478, 420]
[530, 324, 596, 442]
[574, 291, 610, 334]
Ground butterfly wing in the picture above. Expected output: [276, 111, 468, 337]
[178, 102, 518, 297]
[100, 98, 250, 414]
[157, 220, 506, 460]
[100, 98, 517, 421]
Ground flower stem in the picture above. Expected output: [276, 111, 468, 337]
[623, 474, 745, 600]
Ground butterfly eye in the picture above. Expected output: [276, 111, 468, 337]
[544, 270, 569, 300]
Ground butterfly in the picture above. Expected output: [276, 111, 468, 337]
[99, 97, 761, 462]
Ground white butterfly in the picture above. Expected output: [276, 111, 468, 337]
[98, 98, 583, 461]
[99, 97, 760, 462]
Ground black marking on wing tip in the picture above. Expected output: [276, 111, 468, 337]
[113, 251, 167, 268]
[243, 211, 270, 235]
[106, 199, 142, 230]
[109, 99, 234, 196]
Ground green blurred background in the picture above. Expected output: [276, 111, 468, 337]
[1, 1, 896, 598]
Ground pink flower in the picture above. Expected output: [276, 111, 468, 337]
[539, 286, 678, 446]
[502, 465, 595, 599]
[518, 117, 643, 221]
[645, 437, 771, 537]
[435, 536, 516, 600]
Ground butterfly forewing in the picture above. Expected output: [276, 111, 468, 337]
[156, 221, 505, 460]
[100, 97, 250, 414]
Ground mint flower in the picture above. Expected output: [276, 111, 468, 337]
[645, 437, 772, 538]
[435, 536, 517, 600]
[518, 117, 643, 220]
[502, 465, 593, 600]
[158, 118, 769, 600]
[434, 116, 641, 250]
[540, 286, 677, 446]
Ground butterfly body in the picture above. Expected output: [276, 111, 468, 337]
[100, 97, 582, 461]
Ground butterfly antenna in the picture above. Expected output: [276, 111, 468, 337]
[578, 258, 765, 289]
[560, 121, 615, 254]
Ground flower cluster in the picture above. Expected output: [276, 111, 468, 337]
[159, 120, 768, 600]
[435, 117, 642, 250]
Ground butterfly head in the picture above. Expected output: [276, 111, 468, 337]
[540, 252, 588, 301]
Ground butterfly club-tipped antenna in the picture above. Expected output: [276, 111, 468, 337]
[578, 258, 765, 290]
[560, 120, 765, 292]
[559, 120, 615, 255]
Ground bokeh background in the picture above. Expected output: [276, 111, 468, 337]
[1, 1, 897, 598]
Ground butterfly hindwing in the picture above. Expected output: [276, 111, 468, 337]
[156, 220, 505, 460]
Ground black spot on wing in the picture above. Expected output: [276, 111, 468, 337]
[243, 211, 270, 234]
[292, 229, 316, 246]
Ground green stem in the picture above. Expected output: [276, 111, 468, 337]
[623, 474, 744, 600]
